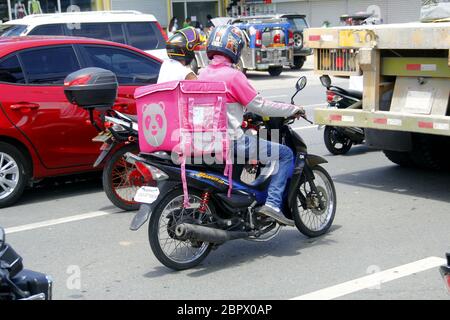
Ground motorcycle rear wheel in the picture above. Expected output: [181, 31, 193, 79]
[148, 189, 214, 271]
[293, 165, 336, 238]
[103, 144, 141, 211]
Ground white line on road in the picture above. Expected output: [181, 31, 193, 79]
[291, 256, 446, 300]
[5, 211, 114, 235]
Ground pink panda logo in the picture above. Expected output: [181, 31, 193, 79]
[142, 103, 167, 147]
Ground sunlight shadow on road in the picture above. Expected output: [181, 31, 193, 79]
[142, 225, 341, 279]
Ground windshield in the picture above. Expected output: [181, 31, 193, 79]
[0, 24, 27, 37]
[289, 18, 308, 31]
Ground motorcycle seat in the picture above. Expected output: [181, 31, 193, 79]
[331, 86, 363, 100]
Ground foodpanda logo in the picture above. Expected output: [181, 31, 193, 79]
[142, 103, 167, 147]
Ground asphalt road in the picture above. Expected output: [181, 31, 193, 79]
[1, 59, 449, 300]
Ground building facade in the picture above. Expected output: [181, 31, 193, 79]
[1, 0, 424, 27]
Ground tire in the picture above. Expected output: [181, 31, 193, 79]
[324, 126, 353, 155]
[0, 142, 30, 208]
[102, 144, 141, 211]
[293, 31, 304, 50]
[409, 134, 441, 170]
[268, 66, 283, 77]
[291, 56, 305, 70]
[382, 150, 414, 167]
[292, 165, 336, 238]
[190, 58, 199, 74]
[148, 189, 214, 271]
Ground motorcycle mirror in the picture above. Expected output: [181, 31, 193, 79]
[0, 227, 5, 250]
[296, 76, 307, 92]
[320, 75, 332, 88]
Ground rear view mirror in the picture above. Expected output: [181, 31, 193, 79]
[320, 75, 332, 88]
[0, 227, 5, 250]
[296, 76, 307, 91]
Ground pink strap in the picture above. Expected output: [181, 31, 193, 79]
[223, 137, 233, 198]
[181, 137, 192, 208]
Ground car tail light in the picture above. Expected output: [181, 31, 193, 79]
[155, 21, 168, 41]
[288, 30, 294, 46]
[255, 31, 262, 47]
[273, 33, 281, 44]
[64, 75, 91, 86]
[444, 274, 450, 293]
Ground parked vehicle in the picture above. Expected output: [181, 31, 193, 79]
[0, 37, 161, 208]
[0, 10, 168, 60]
[320, 75, 364, 155]
[306, 18, 450, 170]
[195, 16, 294, 77]
[276, 14, 313, 70]
[64, 68, 337, 271]
[0, 227, 52, 300]
[441, 253, 450, 293]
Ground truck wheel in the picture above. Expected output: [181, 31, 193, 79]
[0, 142, 30, 208]
[268, 66, 283, 77]
[324, 126, 352, 155]
[409, 134, 441, 170]
[291, 56, 305, 70]
[382, 150, 414, 167]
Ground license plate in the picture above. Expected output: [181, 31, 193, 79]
[92, 132, 111, 143]
[134, 187, 160, 204]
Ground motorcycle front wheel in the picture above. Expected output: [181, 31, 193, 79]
[324, 126, 353, 155]
[292, 165, 336, 238]
[148, 189, 214, 271]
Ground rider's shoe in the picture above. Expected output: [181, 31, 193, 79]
[256, 205, 295, 227]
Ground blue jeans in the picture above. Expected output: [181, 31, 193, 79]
[233, 134, 294, 210]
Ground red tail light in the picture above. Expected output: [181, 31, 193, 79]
[288, 30, 294, 46]
[155, 22, 168, 41]
[445, 274, 450, 293]
[255, 31, 262, 47]
[273, 33, 281, 44]
[326, 90, 336, 103]
[64, 75, 91, 86]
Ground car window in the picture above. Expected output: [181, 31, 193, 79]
[68, 23, 111, 41]
[81, 45, 161, 85]
[125, 22, 165, 51]
[289, 18, 309, 31]
[19, 46, 81, 84]
[109, 23, 126, 44]
[0, 55, 25, 84]
[0, 24, 27, 37]
[28, 24, 65, 36]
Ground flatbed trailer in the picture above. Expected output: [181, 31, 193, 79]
[304, 21, 450, 169]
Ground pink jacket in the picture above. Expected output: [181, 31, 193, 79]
[198, 55, 300, 139]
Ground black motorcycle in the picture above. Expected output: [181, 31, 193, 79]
[320, 75, 364, 155]
[64, 68, 337, 271]
[441, 253, 450, 293]
[0, 227, 52, 300]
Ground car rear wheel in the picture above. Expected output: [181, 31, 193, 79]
[268, 66, 283, 77]
[0, 142, 30, 208]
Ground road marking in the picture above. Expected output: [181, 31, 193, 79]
[291, 256, 446, 300]
[5, 211, 114, 234]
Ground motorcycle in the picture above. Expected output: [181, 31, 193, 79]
[64, 69, 142, 211]
[441, 253, 450, 293]
[0, 227, 53, 300]
[319, 75, 364, 155]
[127, 76, 337, 270]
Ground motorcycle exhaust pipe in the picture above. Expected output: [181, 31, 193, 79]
[175, 223, 251, 244]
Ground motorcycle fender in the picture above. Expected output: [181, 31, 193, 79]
[129, 181, 180, 231]
[93, 142, 115, 168]
[130, 204, 152, 231]
[306, 154, 328, 168]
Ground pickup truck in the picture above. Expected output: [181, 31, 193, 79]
[194, 16, 294, 77]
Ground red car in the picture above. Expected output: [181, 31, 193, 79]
[0, 36, 162, 207]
